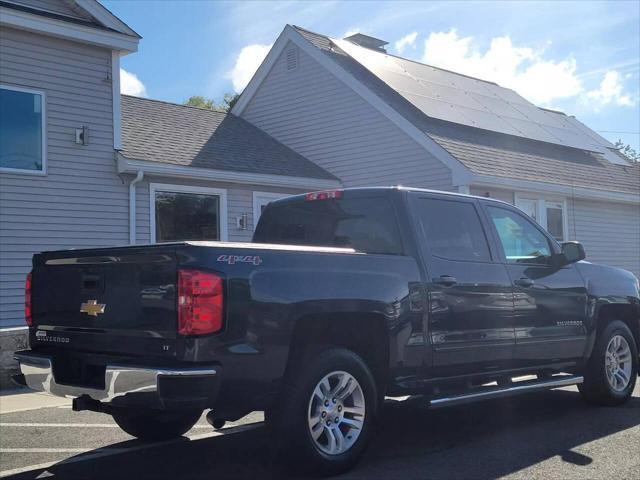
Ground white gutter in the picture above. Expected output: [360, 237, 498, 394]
[117, 156, 341, 190]
[472, 175, 640, 205]
[128, 170, 144, 244]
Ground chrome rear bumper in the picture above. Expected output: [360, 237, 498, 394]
[14, 352, 217, 404]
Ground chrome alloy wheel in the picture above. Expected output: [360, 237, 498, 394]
[307, 370, 366, 456]
[605, 335, 632, 392]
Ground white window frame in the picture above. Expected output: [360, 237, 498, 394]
[253, 191, 287, 230]
[514, 192, 569, 242]
[149, 183, 228, 243]
[0, 84, 47, 175]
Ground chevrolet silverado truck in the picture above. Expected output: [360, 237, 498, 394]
[14, 187, 640, 475]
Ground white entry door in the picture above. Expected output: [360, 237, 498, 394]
[253, 192, 288, 230]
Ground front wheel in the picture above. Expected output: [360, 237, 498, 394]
[274, 348, 378, 476]
[112, 409, 202, 441]
[579, 320, 638, 406]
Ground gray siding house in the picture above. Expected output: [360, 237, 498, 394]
[232, 26, 640, 279]
[0, 0, 140, 340]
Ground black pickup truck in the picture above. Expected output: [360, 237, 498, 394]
[15, 187, 640, 475]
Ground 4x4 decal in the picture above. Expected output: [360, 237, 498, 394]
[217, 254, 263, 266]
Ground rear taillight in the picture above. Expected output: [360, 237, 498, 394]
[25, 272, 32, 327]
[177, 269, 223, 336]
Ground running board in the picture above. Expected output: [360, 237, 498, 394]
[429, 375, 583, 409]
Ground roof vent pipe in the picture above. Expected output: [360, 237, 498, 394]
[343, 33, 388, 52]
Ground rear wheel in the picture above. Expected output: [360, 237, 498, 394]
[112, 409, 202, 441]
[579, 320, 637, 406]
[274, 348, 377, 476]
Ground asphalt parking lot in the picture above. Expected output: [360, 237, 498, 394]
[0, 383, 638, 480]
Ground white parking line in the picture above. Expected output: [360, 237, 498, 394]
[0, 422, 262, 478]
[0, 423, 211, 428]
[0, 448, 124, 453]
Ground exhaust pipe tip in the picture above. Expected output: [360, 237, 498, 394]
[206, 410, 226, 429]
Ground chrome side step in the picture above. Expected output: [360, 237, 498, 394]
[429, 375, 583, 409]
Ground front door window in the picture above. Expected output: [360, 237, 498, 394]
[487, 206, 552, 263]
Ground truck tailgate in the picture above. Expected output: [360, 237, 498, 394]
[31, 245, 179, 358]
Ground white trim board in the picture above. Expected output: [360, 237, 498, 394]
[74, 0, 140, 38]
[231, 25, 473, 187]
[111, 52, 122, 150]
[149, 183, 228, 243]
[0, 84, 47, 176]
[472, 175, 640, 205]
[118, 156, 341, 190]
[0, 5, 139, 52]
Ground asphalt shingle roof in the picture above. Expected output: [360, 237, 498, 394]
[120, 95, 337, 181]
[293, 26, 640, 196]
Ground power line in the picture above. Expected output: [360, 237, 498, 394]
[596, 130, 640, 135]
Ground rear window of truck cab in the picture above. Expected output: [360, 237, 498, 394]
[253, 195, 403, 254]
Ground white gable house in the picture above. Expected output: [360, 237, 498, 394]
[233, 25, 640, 278]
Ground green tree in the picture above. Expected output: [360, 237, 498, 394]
[184, 93, 240, 113]
[184, 95, 215, 110]
[614, 139, 640, 162]
[222, 93, 240, 111]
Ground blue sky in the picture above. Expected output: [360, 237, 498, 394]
[103, 0, 640, 151]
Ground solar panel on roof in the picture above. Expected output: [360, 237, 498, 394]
[467, 92, 530, 120]
[481, 82, 531, 106]
[564, 116, 615, 148]
[417, 81, 487, 110]
[601, 148, 631, 166]
[400, 92, 475, 126]
[457, 108, 523, 136]
[499, 116, 562, 144]
[335, 38, 602, 153]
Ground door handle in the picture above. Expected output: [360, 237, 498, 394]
[433, 275, 458, 287]
[514, 277, 535, 288]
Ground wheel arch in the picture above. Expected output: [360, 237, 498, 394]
[283, 312, 391, 395]
[596, 303, 640, 354]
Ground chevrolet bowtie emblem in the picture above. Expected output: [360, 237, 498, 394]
[80, 300, 106, 317]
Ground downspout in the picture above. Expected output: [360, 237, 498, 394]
[128, 170, 144, 245]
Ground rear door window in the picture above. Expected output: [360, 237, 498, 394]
[414, 198, 491, 262]
[253, 196, 402, 254]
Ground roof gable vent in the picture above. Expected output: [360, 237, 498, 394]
[344, 33, 388, 52]
[286, 45, 298, 70]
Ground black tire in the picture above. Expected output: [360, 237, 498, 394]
[579, 320, 638, 406]
[112, 409, 202, 441]
[273, 348, 378, 477]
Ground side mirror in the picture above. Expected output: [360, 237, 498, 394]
[560, 241, 586, 265]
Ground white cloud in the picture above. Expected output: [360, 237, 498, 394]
[587, 71, 636, 107]
[227, 44, 272, 93]
[120, 68, 147, 97]
[394, 32, 418, 54]
[422, 29, 583, 105]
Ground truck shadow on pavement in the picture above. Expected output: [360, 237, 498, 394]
[6, 389, 640, 480]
